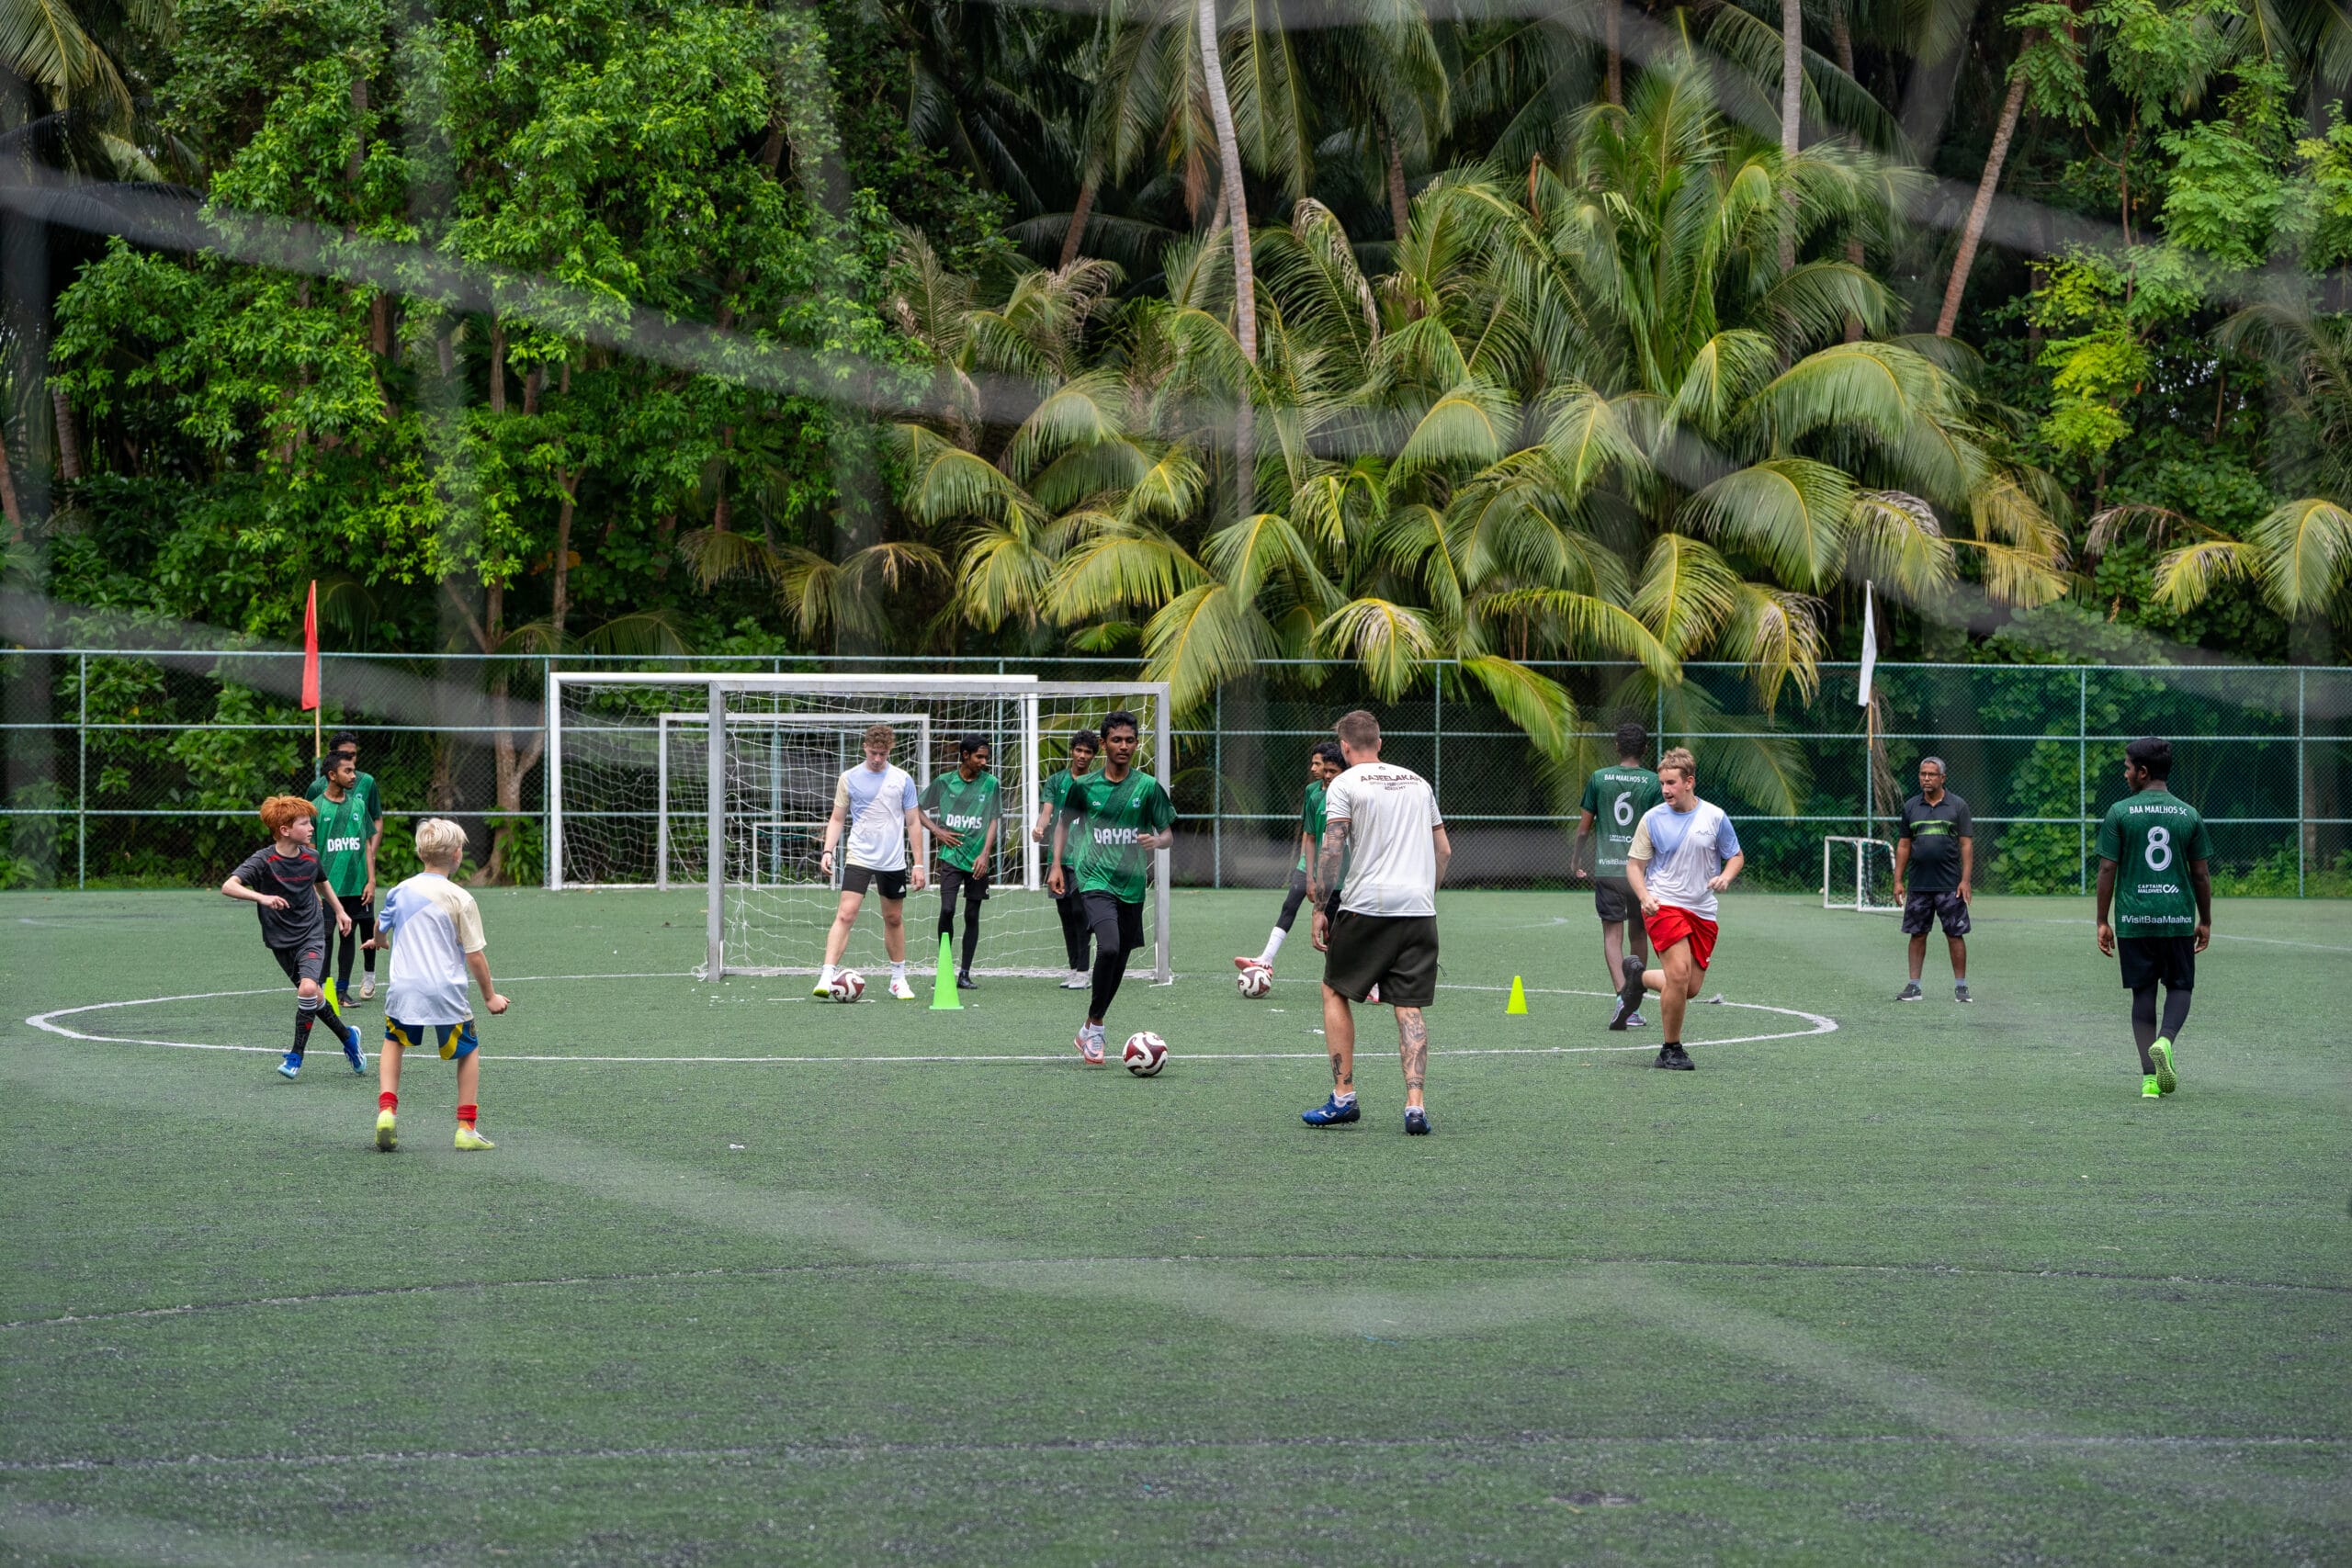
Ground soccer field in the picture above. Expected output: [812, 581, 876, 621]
[4, 887, 2346, 1564]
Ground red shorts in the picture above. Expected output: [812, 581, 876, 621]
[1644, 905, 1718, 970]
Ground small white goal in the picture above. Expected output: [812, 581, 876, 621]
[1822, 836, 1899, 913]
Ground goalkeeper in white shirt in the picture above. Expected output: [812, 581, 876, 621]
[816, 723, 928, 1000]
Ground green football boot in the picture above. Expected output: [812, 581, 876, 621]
[2148, 1037, 2177, 1095]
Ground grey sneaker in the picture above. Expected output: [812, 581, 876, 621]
[1625, 1010, 1646, 1027]
[1895, 981, 1924, 1002]
[1059, 970, 1091, 989]
[1954, 983, 1972, 1003]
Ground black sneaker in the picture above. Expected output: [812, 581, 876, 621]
[1652, 1043, 1695, 1071]
[1894, 981, 1923, 1001]
[1953, 983, 1971, 1003]
[956, 972, 978, 990]
[1404, 1108, 1431, 1135]
[1610, 954, 1645, 1031]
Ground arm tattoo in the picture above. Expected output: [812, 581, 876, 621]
[1316, 820, 1349, 897]
[1399, 1009, 1428, 1094]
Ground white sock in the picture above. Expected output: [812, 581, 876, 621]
[1334, 1089, 1356, 1105]
[820, 964, 837, 984]
[891, 961, 908, 982]
[1261, 927, 1287, 964]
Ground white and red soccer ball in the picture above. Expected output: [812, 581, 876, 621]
[827, 970, 866, 1002]
[1236, 965, 1272, 998]
[1122, 1032, 1168, 1077]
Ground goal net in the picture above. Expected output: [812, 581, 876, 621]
[547, 672, 1174, 980]
[1822, 836, 1899, 912]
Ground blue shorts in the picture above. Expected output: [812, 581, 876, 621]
[386, 1018, 479, 1061]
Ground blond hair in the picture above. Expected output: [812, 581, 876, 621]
[414, 818, 468, 868]
[1333, 709, 1381, 751]
[1657, 746, 1697, 782]
[258, 795, 317, 835]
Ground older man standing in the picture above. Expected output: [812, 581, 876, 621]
[1893, 756, 1973, 1003]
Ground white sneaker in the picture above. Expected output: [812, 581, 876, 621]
[1060, 970, 1091, 989]
[1078, 1027, 1106, 1066]
[888, 975, 916, 1000]
[357, 976, 375, 1000]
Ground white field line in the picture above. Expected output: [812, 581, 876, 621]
[24, 978, 1837, 1064]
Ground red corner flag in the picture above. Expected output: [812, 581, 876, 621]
[300, 581, 321, 712]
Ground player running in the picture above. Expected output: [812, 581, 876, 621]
[307, 731, 383, 1001]
[1893, 756, 1974, 1002]
[369, 818, 508, 1152]
[2095, 736, 2212, 1100]
[1033, 730, 1100, 989]
[817, 724, 928, 1000]
[1047, 710, 1175, 1065]
[1613, 748, 1744, 1070]
[1574, 722, 1662, 1030]
[1301, 709, 1450, 1134]
[1236, 740, 1343, 975]
[220, 795, 363, 1080]
[921, 735, 1002, 989]
[311, 746, 381, 1011]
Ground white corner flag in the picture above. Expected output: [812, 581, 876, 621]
[1857, 581, 1878, 707]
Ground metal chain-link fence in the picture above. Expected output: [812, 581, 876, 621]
[5, 649, 2347, 895]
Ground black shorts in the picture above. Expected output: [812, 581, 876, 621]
[1902, 890, 1972, 937]
[1323, 910, 1440, 1009]
[2118, 935, 2196, 990]
[1080, 891, 1146, 957]
[1593, 875, 1634, 923]
[842, 863, 910, 900]
[271, 939, 325, 986]
[937, 863, 990, 903]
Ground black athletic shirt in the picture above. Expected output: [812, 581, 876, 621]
[231, 844, 328, 950]
[1898, 792, 1973, 892]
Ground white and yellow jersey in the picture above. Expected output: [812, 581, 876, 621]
[377, 871, 485, 1026]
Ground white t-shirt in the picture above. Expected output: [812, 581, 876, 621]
[1323, 761, 1443, 917]
[835, 762, 919, 872]
[377, 871, 486, 1025]
[1627, 799, 1743, 919]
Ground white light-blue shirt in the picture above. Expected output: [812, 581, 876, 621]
[1627, 800, 1742, 919]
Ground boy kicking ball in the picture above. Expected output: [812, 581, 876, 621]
[368, 818, 508, 1152]
[221, 796, 363, 1080]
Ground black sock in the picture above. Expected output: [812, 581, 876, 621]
[295, 997, 320, 1056]
[2130, 983, 2160, 1072]
[2159, 985, 2192, 1042]
[1090, 946, 1130, 1019]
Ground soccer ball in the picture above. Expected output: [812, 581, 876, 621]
[1237, 965, 1272, 998]
[1122, 1032, 1168, 1077]
[828, 970, 866, 1002]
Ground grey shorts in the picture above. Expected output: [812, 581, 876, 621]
[1902, 890, 1971, 937]
[1323, 911, 1439, 1009]
[1593, 875, 1634, 923]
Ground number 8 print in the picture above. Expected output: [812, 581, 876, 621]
[2144, 824, 2172, 871]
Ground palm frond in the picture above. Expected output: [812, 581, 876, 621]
[2247, 497, 2352, 614]
[1141, 583, 1274, 714]
[1681, 458, 1855, 591]
[1458, 655, 1577, 759]
[1633, 533, 1741, 655]
[1313, 596, 1441, 700]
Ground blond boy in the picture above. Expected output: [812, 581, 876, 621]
[368, 819, 508, 1152]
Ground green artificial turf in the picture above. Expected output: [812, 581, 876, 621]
[3, 887, 2346, 1565]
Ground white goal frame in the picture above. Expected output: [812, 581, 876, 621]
[545, 671, 1175, 982]
[1822, 835, 1900, 913]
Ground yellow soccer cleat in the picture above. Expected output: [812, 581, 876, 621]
[454, 1124, 495, 1151]
[375, 1109, 398, 1152]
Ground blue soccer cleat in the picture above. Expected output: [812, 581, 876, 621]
[1301, 1094, 1361, 1127]
[344, 1024, 368, 1076]
[277, 1052, 301, 1080]
[1405, 1107, 1431, 1135]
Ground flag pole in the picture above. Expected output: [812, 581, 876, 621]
[301, 580, 322, 775]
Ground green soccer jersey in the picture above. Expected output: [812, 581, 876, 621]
[1296, 780, 1328, 874]
[2097, 788, 2212, 937]
[1579, 764, 1664, 874]
[311, 786, 377, 897]
[308, 769, 380, 823]
[1061, 768, 1176, 903]
[921, 769, 1002, 874]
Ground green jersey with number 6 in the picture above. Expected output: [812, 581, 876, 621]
[1579, 764, 1663, 874]
[921, 770, 1001, 874]
[2096, 789, 2211, 937]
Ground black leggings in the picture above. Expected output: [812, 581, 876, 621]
[937, 877, 984, 974]
[1091, 946, 1131, 1021]
[1057, 894, 1091, 971]
[1273, 874, 1309, 933]
[2129, 983, 2193, 1073]
[334, 897, 377, 993]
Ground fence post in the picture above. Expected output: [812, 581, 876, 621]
[2077, 668, 2088, 894]
[76, 653, 86, 889]
[1432, 663, 1443, 807]
[2298, 668, 2307, 898]
[1213, 686, 1223, 890]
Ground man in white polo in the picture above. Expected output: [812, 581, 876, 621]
[1302, 708, 1452, 1135]
[816, 723, 927, 1000]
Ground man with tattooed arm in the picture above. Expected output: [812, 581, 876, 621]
[1301, 709, 1452, 1135]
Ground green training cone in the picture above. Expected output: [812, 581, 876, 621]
[1506, 976, 1528, 1015]
[931, 932, 963, 1010]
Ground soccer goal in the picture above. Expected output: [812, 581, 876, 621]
[546, 671, 1174, 981]
[1822, 836, 1899, 913]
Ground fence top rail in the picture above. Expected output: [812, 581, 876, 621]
[9, 650, 2349, 676]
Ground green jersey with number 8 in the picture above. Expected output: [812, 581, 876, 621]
[1579, 764, 1663, 874]
[2096, 789, 2211, 937]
